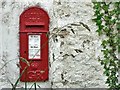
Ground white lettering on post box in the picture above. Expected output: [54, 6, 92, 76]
[29, 35, 40, 59]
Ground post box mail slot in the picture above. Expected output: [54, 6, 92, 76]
[26, 25, 44, 28]
[25, 23, 45, 30]
[19, 7, 49, 82]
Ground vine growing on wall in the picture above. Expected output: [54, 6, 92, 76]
[93, 2, 120, 89]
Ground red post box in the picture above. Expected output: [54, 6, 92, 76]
[19, 7, 49, 82]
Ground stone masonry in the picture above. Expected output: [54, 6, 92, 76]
[0, 0, 108, 89]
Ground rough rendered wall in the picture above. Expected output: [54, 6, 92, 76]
[0, 0, 53, 88]
[50, 0, 107, 88]
[0, 0, 108, 89]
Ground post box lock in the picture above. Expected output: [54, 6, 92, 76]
[19, 7, 49, 82]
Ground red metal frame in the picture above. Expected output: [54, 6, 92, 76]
[19, 6, 49, 82]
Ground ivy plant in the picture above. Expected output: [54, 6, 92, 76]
[92, 1, 120, 89]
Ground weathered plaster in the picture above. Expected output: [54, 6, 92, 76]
[0, 0, 109, 89]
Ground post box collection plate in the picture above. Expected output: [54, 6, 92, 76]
[29, 34, 41, 59]
[19, 7, 49, 82]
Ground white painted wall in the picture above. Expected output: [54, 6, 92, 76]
[0, 0, 110, 89]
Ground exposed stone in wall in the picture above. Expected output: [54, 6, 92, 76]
[50, 1, 107, 88]
[50, 25, 107, 88]
[0, 0, 108, 89]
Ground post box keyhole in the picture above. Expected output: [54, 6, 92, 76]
[24, 51, 27, 53]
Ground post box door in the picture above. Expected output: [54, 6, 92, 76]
[19, 7, 49, 82]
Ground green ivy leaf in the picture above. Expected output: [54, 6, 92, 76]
[96, 20, 102, 25]
[110, 60, 116, 67]
[98, 25, 104, 30]
[95, 10, 100, 15]
[104, 59, 110, 65]
[97, 13, 104, 19]
[103, 27, 109, 33]
[104, 69, 110, 76]
[93, 2, 101, 9]
[117, 61, 120, 68]
[96, 29, 102, 36]
[101, 40, 108, 48]
[109, 10, 116, 16]
[104, 16, 110, 21]
[110, 19, 116, 25]
[118, 45, 120, 53]
[106, 78, 110, 84]
[101, 49, 109, 56]
[111, 68, 116, 75]
[116, 23, 120, 30]
[102, 5, 109, 13]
